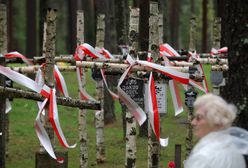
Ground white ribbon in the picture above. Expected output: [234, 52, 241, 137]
[147, 73, 168, 147]
[0, 65, 75, 162]
[4, 51, 33, 65]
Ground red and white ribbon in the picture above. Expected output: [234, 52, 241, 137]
[75, 43, 105, 60]
[188, 51, 209, 93]
[161, 55, 184, 116]
[4, 51, 34, 113]
[101, 48, 115, 59]
[76, 68, 96, 101]
[137, 60, 189, 84]
[54, 65, 69, 97]
[168, 80, 183, 116]
[210, 47, 228, 56]
[160, 43, 180, 57]
[117, 66, 146, 125]
[147, 73, 168, 146]
[0, 65, 75, 162]
[117, 55, 147, 126]
[4, 51, 33, 65]
[100, 69, 119, 100]
[74, 43, 118, 101]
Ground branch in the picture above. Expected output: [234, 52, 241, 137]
[0, 86, 100, 110]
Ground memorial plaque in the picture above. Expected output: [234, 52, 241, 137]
[120, 78, 144, 107]
[145, 81, 167, 115]
[91, 69, 103, 81]
[185, 90, 198, 108]
[210, 71, 223, 86]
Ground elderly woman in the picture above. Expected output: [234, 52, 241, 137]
[185, 93, 248, 168]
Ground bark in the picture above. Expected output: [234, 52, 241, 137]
[76, 61, 191, 73]
[115, 0, 129, 45]
[95, 14, 105, 164]
[139, 0, 149, 52]
[103, 0, 117, 124]
[0, 3, 7, 54]
[68, 0, 77, 54]
[79, 107, 88, 168]
[125, 111, 137, 168]
[201, 0, 208, 53]
[7, 0, 13, 51]
[0, 3, 8, 160]
[75, 11, 89, 168]
[43, 8, 57, 149]
[0, 58, 6, 168]
[211, 17, 222, 95]
[148, 2, 160, 168]
[220, 1, 248, 130]
[0, 86, 100, 110]
[185, 15, 197, 158]
[124, 7, 139, 168]
[26, 0, 37, 58]
[159, 0, 167, 43]
[138, 0, 149, 137]
[168, 0, 180, 48]
[83, 0, 96, 46]
[189, 16, 196, 52]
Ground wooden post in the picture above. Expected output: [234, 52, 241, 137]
[36, 5, 68, 168]
[148, 2, 160, 168]
[175, 144, 181, 168]
[95, 14, 105, 164]
[0, 57, 6, 168]
[185, 15, 197, 158]
[76, 10, 89, 168]
[211, 17, 223, 95]
[189, 15, 196, 52]
[125, 7, 139, 168]
[0, 2, 9, 160]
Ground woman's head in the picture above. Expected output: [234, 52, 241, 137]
[191, 93, 237, 138]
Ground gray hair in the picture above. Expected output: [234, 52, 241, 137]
[194, 93, 237, 129]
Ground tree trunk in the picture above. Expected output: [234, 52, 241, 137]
[95, 14, 106, 164]
[68, 0, 77, 54]
[168, 0, 180, 48]
[139, 0, 149, 52]
[138, 0, 149, 137]
[201, 0, 208, 52]
[26, 0, 37, 58]
[159, 0, 167, 43]
[148, 2, 160, 168]
[115, 0, 129, 45]
[0, 57, 6, 168]
[103, 0, 117, 124]
[220, 1, 248, 129]
[7, 0, 13, 51]
[83, 0, 96, 46]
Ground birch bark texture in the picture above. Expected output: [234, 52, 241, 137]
[185, 15, 196, 158]
[0, 3, 8, 161]
[148, 2, 160, 168]
[211, 17, 222, 95]
[125, 7, 139, 168]
[76, 11, 88, 168]
[95, 14, 105, 164]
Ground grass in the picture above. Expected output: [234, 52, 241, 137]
[6, 65, 212, 168]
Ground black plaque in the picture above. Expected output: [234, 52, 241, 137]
[185, 90, 198, 108]
[120, 78, 144, 107]
[210, 71, 223, 85]
[91, 69, 103, 81]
